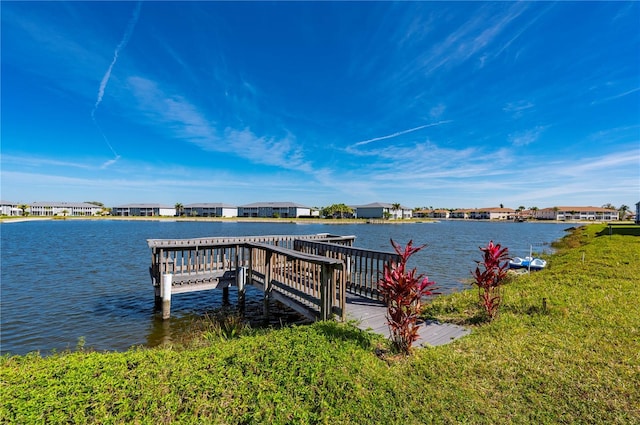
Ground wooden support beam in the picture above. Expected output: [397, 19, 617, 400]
[161, 274, 172, 320]
[263, 251, 273, 321]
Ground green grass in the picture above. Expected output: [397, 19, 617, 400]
[2, 224, 639, 424]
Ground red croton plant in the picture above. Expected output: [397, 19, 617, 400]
[471, 240, 510, 320]
[378, 239, 437, 355]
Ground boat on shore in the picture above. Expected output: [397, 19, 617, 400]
[509, 256, 547, 271]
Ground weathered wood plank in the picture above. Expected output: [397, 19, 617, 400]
[343, 293, 470, 347]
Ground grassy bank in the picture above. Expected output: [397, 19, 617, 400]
[2, 224, 638, 423]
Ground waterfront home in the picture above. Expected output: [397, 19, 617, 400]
[0, 200, 21, 216]
[184, 203, 237, 218]
[112, 204, 176, 217]
[470, 207, 516, 220]
[534, 206, 619, 221]
[29, 201, 101, 217]
[237, 202, 313, 218]
[413, 209, 450, 219]
[450, 209, 474, 219]
[354, 202, 413, 220]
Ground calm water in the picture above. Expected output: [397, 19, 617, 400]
[1, 219, 570, 355]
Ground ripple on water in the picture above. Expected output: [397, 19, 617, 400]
[1, 219, 570, 355]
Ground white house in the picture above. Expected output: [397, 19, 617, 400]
[0, 200, 21, 216]
[535, 206, 619, 221]
[183, 203, 237, 217]
[29, 201, 101, 216]
[112, 204, 176, 217]
[354, 203, 412, 219]
[470, 208, 516, 220]
[237, 202, 312, 218]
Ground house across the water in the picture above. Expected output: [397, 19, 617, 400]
[112, 204, 176, 217]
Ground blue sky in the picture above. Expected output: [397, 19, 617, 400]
[2, 1, 639, 209]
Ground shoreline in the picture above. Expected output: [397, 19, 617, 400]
[0, 216, 618, 225]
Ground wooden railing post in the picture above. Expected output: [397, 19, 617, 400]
[263, 250, 273, 321]
[237, 265, 246, 312]
[320, 264, 331, 320]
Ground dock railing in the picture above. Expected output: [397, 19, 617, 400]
[148, 234, 354, 320]
[293, 240, 401, 301]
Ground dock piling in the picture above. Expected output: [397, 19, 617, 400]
[237, 266, 246, 312]
[161, 274, 172, 319]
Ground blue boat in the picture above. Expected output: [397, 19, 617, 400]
[509, 256, 547, 271]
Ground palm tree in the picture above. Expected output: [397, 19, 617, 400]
[18, 204, 29, 216]
[602, 203, 615, 210]
[618, 204, 630, 220]
[392, 203, 401, 219]
[338, 204, 353, 218]
[174, 203, 184, 217]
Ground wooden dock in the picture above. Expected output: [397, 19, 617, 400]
[148, 233, 470, 346]
[345, 293, 471, 347]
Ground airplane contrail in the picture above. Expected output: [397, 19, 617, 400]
[91, 1, 142, 164]
[353, 120, 452, 147]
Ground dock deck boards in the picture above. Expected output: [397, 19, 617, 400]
[344, 293, 471, 347]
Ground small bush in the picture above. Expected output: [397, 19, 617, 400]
[471, 240, 510, 321]
[378, 239, 437, 354]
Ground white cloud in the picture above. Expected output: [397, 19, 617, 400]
[503, 100, 534, 116]
[508, 125, 547, 147]
[351, 121, 452, 148]
[127, 76, 314, 174]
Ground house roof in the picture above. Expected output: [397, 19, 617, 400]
[185, 203, 237, 208]
[476, 207, 516, 213]
[239, 202, 310, 208]
[540, 206, 618, 212]
[113, 203, 174, 209]
[30, 201, 100, 208]
[354, 202, 411, 209]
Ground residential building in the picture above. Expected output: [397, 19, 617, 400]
[237, 202, 312, 218]
[413, 209, 450, 219]
[0, 200, 21, 216]
[354, 203, 413, 219]
[183, 203, 237, 217]
[635, 202, 640, 225]
[29, 201, 101, 216]
[450, 209, 474, 219]
[534, 206, 619, 221]
[112, 204, 176, 217]
[470, 207, 516, 220]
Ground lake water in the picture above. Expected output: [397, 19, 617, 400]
[1, 219, 570, 355]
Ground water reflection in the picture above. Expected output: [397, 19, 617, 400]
[145, 287, 311, 348]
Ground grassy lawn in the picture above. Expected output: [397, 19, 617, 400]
[1, 224, 638, 424]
